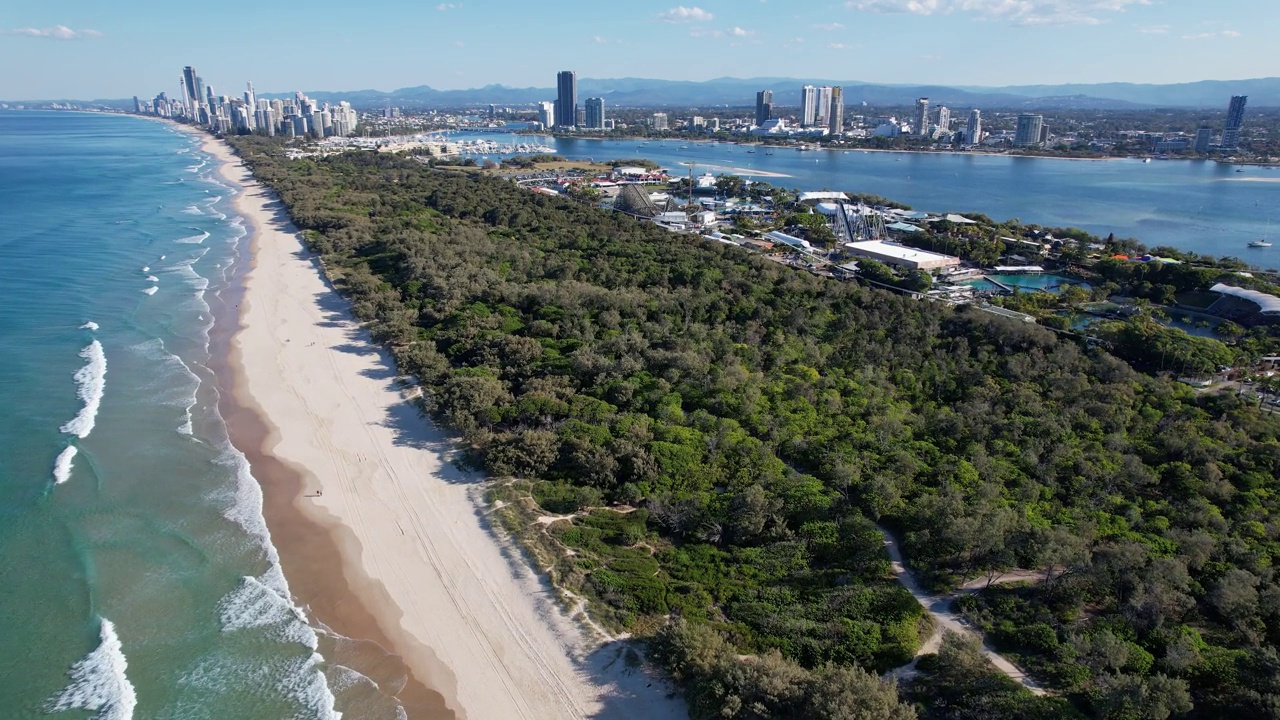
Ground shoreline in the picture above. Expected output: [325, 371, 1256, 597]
[184, 122, 458, 718]
[184, 123, 685, 720]
[524, 129, 1137, 163]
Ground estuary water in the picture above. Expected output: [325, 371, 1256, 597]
[0, 111, 347, 719]
[452, 130, 1280, 267]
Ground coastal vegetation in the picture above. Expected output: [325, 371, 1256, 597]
[227, 135, 1280, 719]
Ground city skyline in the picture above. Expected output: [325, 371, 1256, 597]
[142, 61, 1253, 159]
[1, 0, 1277, 100]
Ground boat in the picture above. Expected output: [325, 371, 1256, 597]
[1251, 218, 1274, 247]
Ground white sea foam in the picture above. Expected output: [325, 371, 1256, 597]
[145, 275, 159, 283]
[81, 322, 99, 331]
[59, 341, 106, 439]
[175, 230, 210, 245]
[142, 287, 158, 296]
[181, 204, 203, 215]
[129, 339, 200, 435]
[218, 575, 316, 648]
[46, 618, 137, 720]
[53, 445, 78, 484]
[207, 448, 342, 718]
[176, 649, 341, 720]
[169, 258, 211, 295]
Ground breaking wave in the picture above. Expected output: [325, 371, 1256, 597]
[46, 617, 137, 720]
[59, 341, 106, 439]
[52, 445, 78, 484]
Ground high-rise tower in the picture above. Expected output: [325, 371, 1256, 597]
[182, 66, 201, 113]
[1014, 114, 1044, 147]
[555, 71, 577, 128]
[817, 86, 833, 127]
[801, 85, 818, 127]
[966, 109, 982, 145]
[584, 97, 605, 130]
[755, 90, 773, 126]
[1222, 95, 1247, 149]
[914, 98, 930, 137]
[828, 86, 844, 135]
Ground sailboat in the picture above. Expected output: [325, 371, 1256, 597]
[1250, 218, 1273, 248]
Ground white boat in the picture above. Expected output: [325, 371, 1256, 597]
[1251, 218, 1274, 248]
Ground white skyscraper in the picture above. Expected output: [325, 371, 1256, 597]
[801, 85, 818, 128]
[914, 98, 930, 137]
[935, 106, 950, 138]
[966, 109, 982, 145]
[538, 101, 555, 128]
[816, 86, 833, 127]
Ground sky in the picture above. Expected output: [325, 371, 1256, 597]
[1, 0, 1276, 100]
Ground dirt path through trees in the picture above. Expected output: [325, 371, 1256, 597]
[879, 527, 1047, 695]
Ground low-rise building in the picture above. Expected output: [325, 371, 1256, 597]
[845, 240, 961, 272]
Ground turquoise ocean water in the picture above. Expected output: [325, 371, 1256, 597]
[0, 111, 362, 719]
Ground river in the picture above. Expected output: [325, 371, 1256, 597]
[445, 129, 1279, 268]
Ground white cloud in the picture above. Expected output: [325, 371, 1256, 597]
[1136, 23, 1169, 34]
[846, 0, 1150, 26]
[846, 0, 941, 15]
[690, 28, 724, 37]
[436, 3, 458, 10]
[5, 25, 102, 40]
[813, 22, 846, 30]
[828, 42, 855, 49]
[729, 26, 755, 36]
[1183, 29, 1241, 39]
[659, 6, 715, 22]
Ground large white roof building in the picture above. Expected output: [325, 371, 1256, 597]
[1211, 283, 1280, 316]
[846, 240, 961, 272]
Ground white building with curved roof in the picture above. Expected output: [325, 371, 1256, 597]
[1211, 283, 1280, 316]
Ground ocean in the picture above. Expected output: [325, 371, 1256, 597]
[0, 111, 352, 719]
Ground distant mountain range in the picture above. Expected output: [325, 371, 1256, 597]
[261, 76, 1280, 111]
[14, 76, 1280, 111]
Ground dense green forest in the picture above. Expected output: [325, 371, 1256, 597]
[227, 135, 1280, 719]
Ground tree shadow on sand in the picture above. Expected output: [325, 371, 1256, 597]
[258, 202, 689, 718]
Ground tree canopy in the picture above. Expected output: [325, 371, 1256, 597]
[228, 135, 1280, 719]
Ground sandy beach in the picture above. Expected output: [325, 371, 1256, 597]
[197, 128, 686, 720]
